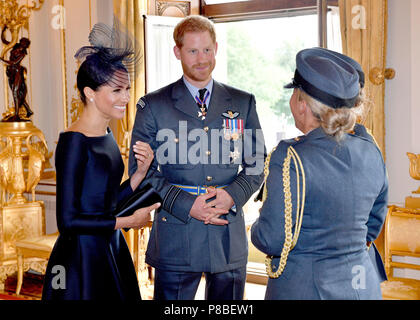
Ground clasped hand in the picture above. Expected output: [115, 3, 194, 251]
[189, 187, 234, 226]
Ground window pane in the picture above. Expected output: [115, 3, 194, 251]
[214, 15, 318, 151]
[214, 15, 318, 265]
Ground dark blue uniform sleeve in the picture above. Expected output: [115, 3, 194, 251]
[128, 98, 195, 223]
[353, 124, 389, 242]
[55, 133, 116, 234]
[251, 143, 298, 256]
[224, 94, 266, 209]
[366, 165, 389, 242]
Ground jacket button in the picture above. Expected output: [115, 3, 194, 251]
[206, 150, 211, 156]
[204, 126, 209, 132]
[162, 217, 167, 222]
[174, 138, 179, 143]
[206, 176, 213, 182]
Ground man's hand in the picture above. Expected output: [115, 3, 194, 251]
[189, 189, 229, 225]
[204, 187, 234, 225]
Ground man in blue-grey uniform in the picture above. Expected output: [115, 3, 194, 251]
[251, 48, 388, 299]
[129, 15, 265, 300]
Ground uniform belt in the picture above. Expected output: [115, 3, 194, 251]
[172, 184, 227, 196]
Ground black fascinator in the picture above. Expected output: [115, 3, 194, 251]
[74, 18, 141, 97]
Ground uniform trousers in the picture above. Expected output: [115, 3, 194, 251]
[153, 266, 247, 300]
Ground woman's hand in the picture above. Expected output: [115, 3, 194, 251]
[115, 202, 160, 230]
[130, 141, 154, 191]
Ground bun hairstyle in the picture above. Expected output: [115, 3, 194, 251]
[284, 48, 365, 141]
[74, 18, 141, 104]
[297, 89, 365, 142]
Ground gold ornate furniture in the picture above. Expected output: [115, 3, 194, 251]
[380, 206, 420, 300]
[14, 232, 58, 295]
[406, 152, 420, 208]
[0, 122, 49, 291]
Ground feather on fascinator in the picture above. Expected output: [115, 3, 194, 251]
[74, 18, 141, 87]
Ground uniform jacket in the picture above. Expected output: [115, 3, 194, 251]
[129, 78, 266, 273]
[251, 127, 388, 299]
[352, 123, 388, 283]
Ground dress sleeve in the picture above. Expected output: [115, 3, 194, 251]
[55, 133, 116, 235]
[117, 178, 133, 203]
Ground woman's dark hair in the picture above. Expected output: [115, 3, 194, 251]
[74, 19, 141, 104]
[76, 50, 128, 104]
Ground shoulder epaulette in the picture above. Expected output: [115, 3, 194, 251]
[137, 97, 146, 109]
[282, 135, 305, 146]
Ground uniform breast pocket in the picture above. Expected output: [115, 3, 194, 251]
[153, 213, 191, 266]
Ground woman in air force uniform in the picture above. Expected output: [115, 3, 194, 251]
[251, 48, 388, 300]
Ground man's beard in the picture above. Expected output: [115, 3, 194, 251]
[182, 61, 216, 83]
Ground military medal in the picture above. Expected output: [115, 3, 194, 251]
[230, 148, 240, 162]
[222, 110, 243, 141]
[198, 109, 206, 120]
[195, 90, 210, 120]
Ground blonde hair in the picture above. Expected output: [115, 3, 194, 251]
[173, 15, 216, 48]
[297, 89, 365, 141]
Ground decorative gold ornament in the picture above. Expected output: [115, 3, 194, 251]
[0, 200, 44, 260]
[0, 0, 44, 58]
[407, 152, 420, 194]
[0, 121, 49, 205]
[369, 66, 395, 85]
[405, 151, 420, 209]
[0, 200, 45, 290]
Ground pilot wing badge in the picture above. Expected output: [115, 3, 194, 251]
[222, 110, 243, 141]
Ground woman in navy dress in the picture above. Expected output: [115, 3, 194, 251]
[42, 22, 160, 300]
[251, 48, 388, 300]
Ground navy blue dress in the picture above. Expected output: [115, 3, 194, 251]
[42, 130, 141, 300]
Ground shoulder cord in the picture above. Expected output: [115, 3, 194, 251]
[262, 145, 306, 278]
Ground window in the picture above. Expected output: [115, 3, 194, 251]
[144, 1, 342, 282]
[209, 4, 342, 279]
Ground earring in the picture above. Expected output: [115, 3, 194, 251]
[90, 98, 93, 102]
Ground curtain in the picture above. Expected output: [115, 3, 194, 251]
[113, 0, 147, 273]
[113, 0, 147, 180]
[339, 0, 389, 159]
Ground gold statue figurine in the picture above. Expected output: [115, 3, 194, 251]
[0, 0, 45, 122]
[0, 37, 33, 122]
